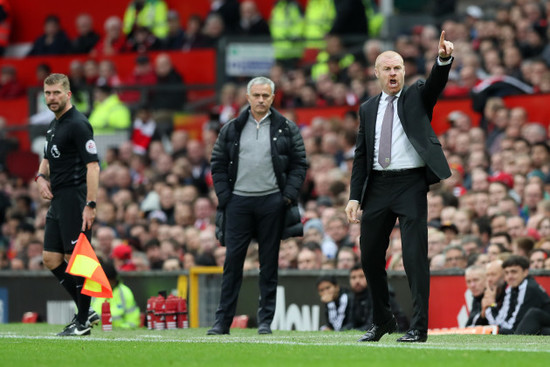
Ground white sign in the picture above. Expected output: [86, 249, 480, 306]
[272, 286, 320, 331]
[226, 43, 275, 77]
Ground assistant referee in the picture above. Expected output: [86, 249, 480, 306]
[35, 73, 100, 336]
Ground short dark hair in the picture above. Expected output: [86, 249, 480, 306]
[144, 238, 160, 250]
[302, 241, 321, 252]
[502, 255, 529, 270]
[99, 259, 118, 280]
[45, 14, 60, 24]
[491, 231, 512, 245]
[474, 216, 492, 237]
[350, 263, 363, 273]
[515, 237, 535, 254]
[96, 83, 113, 95]
[533, 142, 550, 154]
[488, 242, 508, 253]
[316, 274, 338, 287]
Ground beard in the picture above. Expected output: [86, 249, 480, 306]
[48, 99, 67, 113]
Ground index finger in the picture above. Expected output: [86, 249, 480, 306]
[439, 30, 446, 46]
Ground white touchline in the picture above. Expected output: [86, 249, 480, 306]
[0, 334, 548, 354]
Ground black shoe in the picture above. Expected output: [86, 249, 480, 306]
[57, 320, 91, 336]
[61, 309, 100, 332]
[358, 317, 397, 342]
[59, 315, 78, 334]
[396, 329, 428, 343]
[258, 323, 272, 335]
[206, 324, 230, 335]
[88, 309, 100, 327]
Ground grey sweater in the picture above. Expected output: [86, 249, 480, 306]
[233, 112, 279, 196]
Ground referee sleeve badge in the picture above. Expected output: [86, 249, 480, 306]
[85, 140, 98, 154]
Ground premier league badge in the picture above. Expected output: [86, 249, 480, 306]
[51, 144, 61, 158]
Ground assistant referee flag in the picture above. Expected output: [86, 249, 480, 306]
[67, 233, 113, 298]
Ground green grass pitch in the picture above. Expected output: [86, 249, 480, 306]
[1, 324, 549, 367]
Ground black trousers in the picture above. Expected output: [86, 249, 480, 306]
[214, 192, 285, 328]
[515, 308, 550, 335]
[360, 168, 429, 332]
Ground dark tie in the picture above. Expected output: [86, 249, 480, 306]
[378, 95, 397, 168]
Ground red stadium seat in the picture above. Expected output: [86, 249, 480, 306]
[6, 150, 39, 182]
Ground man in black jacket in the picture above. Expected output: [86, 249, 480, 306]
[317, 274, 353, 331]
[464, 264, 487, 326]
[485, 255, 550, 334]
[330, 0, 367, 38]
[151, 53, 185, 138]
[208, 76, 307, 335]
[72, 13, 100, 54]
[345, 31, 454, 343]
[349, 263, 409, 332]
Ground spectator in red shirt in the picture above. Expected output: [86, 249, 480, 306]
[83, 59, 99, 86]
[97, 59, 122, 87]
[90, 16, 126, 57]
[119, 54, 157, 104]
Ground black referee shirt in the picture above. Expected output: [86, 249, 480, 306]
[44, 106, 99, 192]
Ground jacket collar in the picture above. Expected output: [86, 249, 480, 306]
[235, 107, 284, 131]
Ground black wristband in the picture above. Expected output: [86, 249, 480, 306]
[439, 55, 452, 61]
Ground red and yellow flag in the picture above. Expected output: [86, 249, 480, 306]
[67, 233, 113, 298]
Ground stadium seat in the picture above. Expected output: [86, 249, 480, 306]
[6, 150, 39, 182]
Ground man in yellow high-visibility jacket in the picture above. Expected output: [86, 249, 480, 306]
[269, 0, 304, 66]
[88, 85, 131, 135]
[303, 0, 335, 49]
[123, 0, 168, 39]
[92, 260, 140, 329]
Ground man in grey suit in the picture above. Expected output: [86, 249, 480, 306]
[345, 31, 454, 343]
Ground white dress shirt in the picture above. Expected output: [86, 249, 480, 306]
[373, 90, 425, 171]
[373, 56, 452, 171]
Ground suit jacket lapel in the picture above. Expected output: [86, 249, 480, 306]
[396, 86, 408, 135]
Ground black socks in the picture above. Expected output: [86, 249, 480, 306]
[51, 262, 78, 304]
[51, 261, 91, 324]
[74, 276, 91, 324]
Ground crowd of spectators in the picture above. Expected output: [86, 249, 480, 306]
[1, 0, 550, 284]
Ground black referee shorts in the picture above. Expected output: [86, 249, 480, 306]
[44, 185, 91, 254]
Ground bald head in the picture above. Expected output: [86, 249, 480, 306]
[374, 51, 405, 96]
[374, 51, 403, 69]
[485, 259, 504, 289]
[155, 53, 173, 77]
